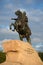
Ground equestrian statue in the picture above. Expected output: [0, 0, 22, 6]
[10, 10, 32, 44]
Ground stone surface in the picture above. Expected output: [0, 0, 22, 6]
[1, 40, 43, 65]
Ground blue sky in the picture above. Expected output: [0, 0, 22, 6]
[0, 0, 43, 52]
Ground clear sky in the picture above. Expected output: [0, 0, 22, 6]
[0, 0, 43, 52]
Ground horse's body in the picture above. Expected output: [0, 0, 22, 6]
[10, 20, 31, 44]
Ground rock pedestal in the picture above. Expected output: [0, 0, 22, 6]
[1, 40, 43, 65]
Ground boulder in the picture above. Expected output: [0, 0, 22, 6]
[1, 40, 43, 65]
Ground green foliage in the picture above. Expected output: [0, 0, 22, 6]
[38, 52, 43, 61]
[0, 51, 6, 63]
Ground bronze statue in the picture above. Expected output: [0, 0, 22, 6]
[10, 10, 32, 44]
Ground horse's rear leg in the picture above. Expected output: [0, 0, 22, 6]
[19, 34, 23, 41]
[26, 36, 31, 44]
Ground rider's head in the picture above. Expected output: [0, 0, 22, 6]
[23, 11, 26, 16]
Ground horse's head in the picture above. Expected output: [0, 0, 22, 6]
[15, 10, 22, 17]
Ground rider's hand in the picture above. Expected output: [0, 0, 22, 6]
[12, 30, 15, 31]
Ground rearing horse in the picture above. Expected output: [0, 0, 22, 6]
[10, 19, 31, 44]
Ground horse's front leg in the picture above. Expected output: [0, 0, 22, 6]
[10, 23, 15, 31]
